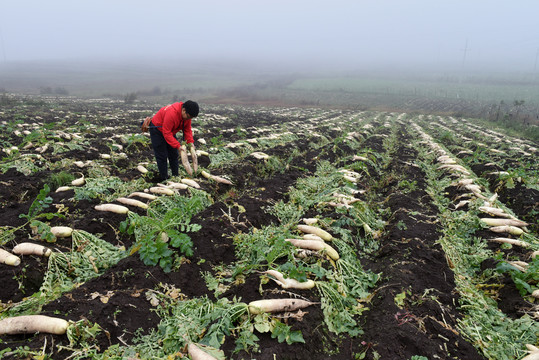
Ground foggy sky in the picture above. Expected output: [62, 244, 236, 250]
[0, 0, 538, 72]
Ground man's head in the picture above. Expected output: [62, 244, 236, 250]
[183, 100, 199, 119]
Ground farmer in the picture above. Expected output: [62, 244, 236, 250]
[147, 100, 199, 181]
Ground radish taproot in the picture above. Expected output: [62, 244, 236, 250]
[285, 238, 339, 261]
[129, 192, 157, 200]
[265, 270, 315, 290]
[116, 197, 148, 209]
[190, 146, 198, 174]
[180, 147, 193, 176]
[166, 181, 189, 190]
[137, 165, 148, 174]
[200, 170, 233, 185]
[71, 174, 85, 186]
[50, 226, 74, 238]
[94, 204, 130, 214]
[0, 248, 21, 266]
[149, 187, 175, 196]
[488, 238, 530, 248]
[187, 343, 218, 360]
[0, 315, 69, 335]
[55, 186, 72, 193]
[12, 243, 51, 257]
[248, 298, 316, 314]
[489, 225, 524, 236]
[297, 224, 332, 241]
[480, 218, 528, 227]
[181, 178, 201, 188]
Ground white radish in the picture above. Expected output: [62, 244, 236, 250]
[129, 192, 157, 200]
[187, 343, 218, 360]
[149, 187, 175, 196]
[0, 248, 21, 266]
[200, 170, 233, 185]
[137, 165, 148, 174]
[0, 315, 69, 335]
[285, 238, 339, 261]
[180, 147, 193, 176]
[50, 226, 74, 238]
[265, 270, 315, 290]
[181, 178, 201, 188]
[248, 298, 315, 315]
[302, 218, 318, 225]
[55, 186, 72, 193]
[166, 181, 189, 190]
[12, 243, 52, 257]
[488, 238, 530, 248]
[480, 218, 528, 227]
[297, 224, 332, 241]
[489, 226, 524, 236]
[190, 146, 198, 174]
[533, 290, 539, 299]
[303, 234, 324, 241]
[116, 197, 148, 209]
[71, 174, 85, 186]
[94, 204, 130, 214]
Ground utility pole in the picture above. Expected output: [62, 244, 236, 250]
[461, 38, 470, 68]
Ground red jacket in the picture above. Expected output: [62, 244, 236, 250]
[151, 102, 194, 149]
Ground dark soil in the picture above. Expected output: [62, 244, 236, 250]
[1, 100, 532, 360]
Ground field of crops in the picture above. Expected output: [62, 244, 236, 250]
[0, 95, 538, 360]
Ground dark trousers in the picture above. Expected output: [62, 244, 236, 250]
[149, 123, 179, 180]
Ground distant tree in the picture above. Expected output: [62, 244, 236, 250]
[513, 100, 525, 123]
[54, 87, 69, 95]
[124, 92, 137, 104]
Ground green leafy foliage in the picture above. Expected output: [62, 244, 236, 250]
[122, 192, 210, 272]
[496, 257, 539, 296]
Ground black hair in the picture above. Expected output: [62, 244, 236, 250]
[183, 100, 199, 118]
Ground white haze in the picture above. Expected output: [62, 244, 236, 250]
[0, 0, 538, 74]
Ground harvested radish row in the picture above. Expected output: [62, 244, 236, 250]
[50, 226, 74, 238]
[297, 224, 332, 241]
[264, 270, 316, 290]
[0, 315, 69, 335]
[248, 298, 316, 314]
[94, 204, 130, 214]
[12, 243, 52, 257]
[116, 197, 149, 209]
[0, 248, 21, 266]
[187, 343, 218, 360]
[285, 238, 339, 261]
